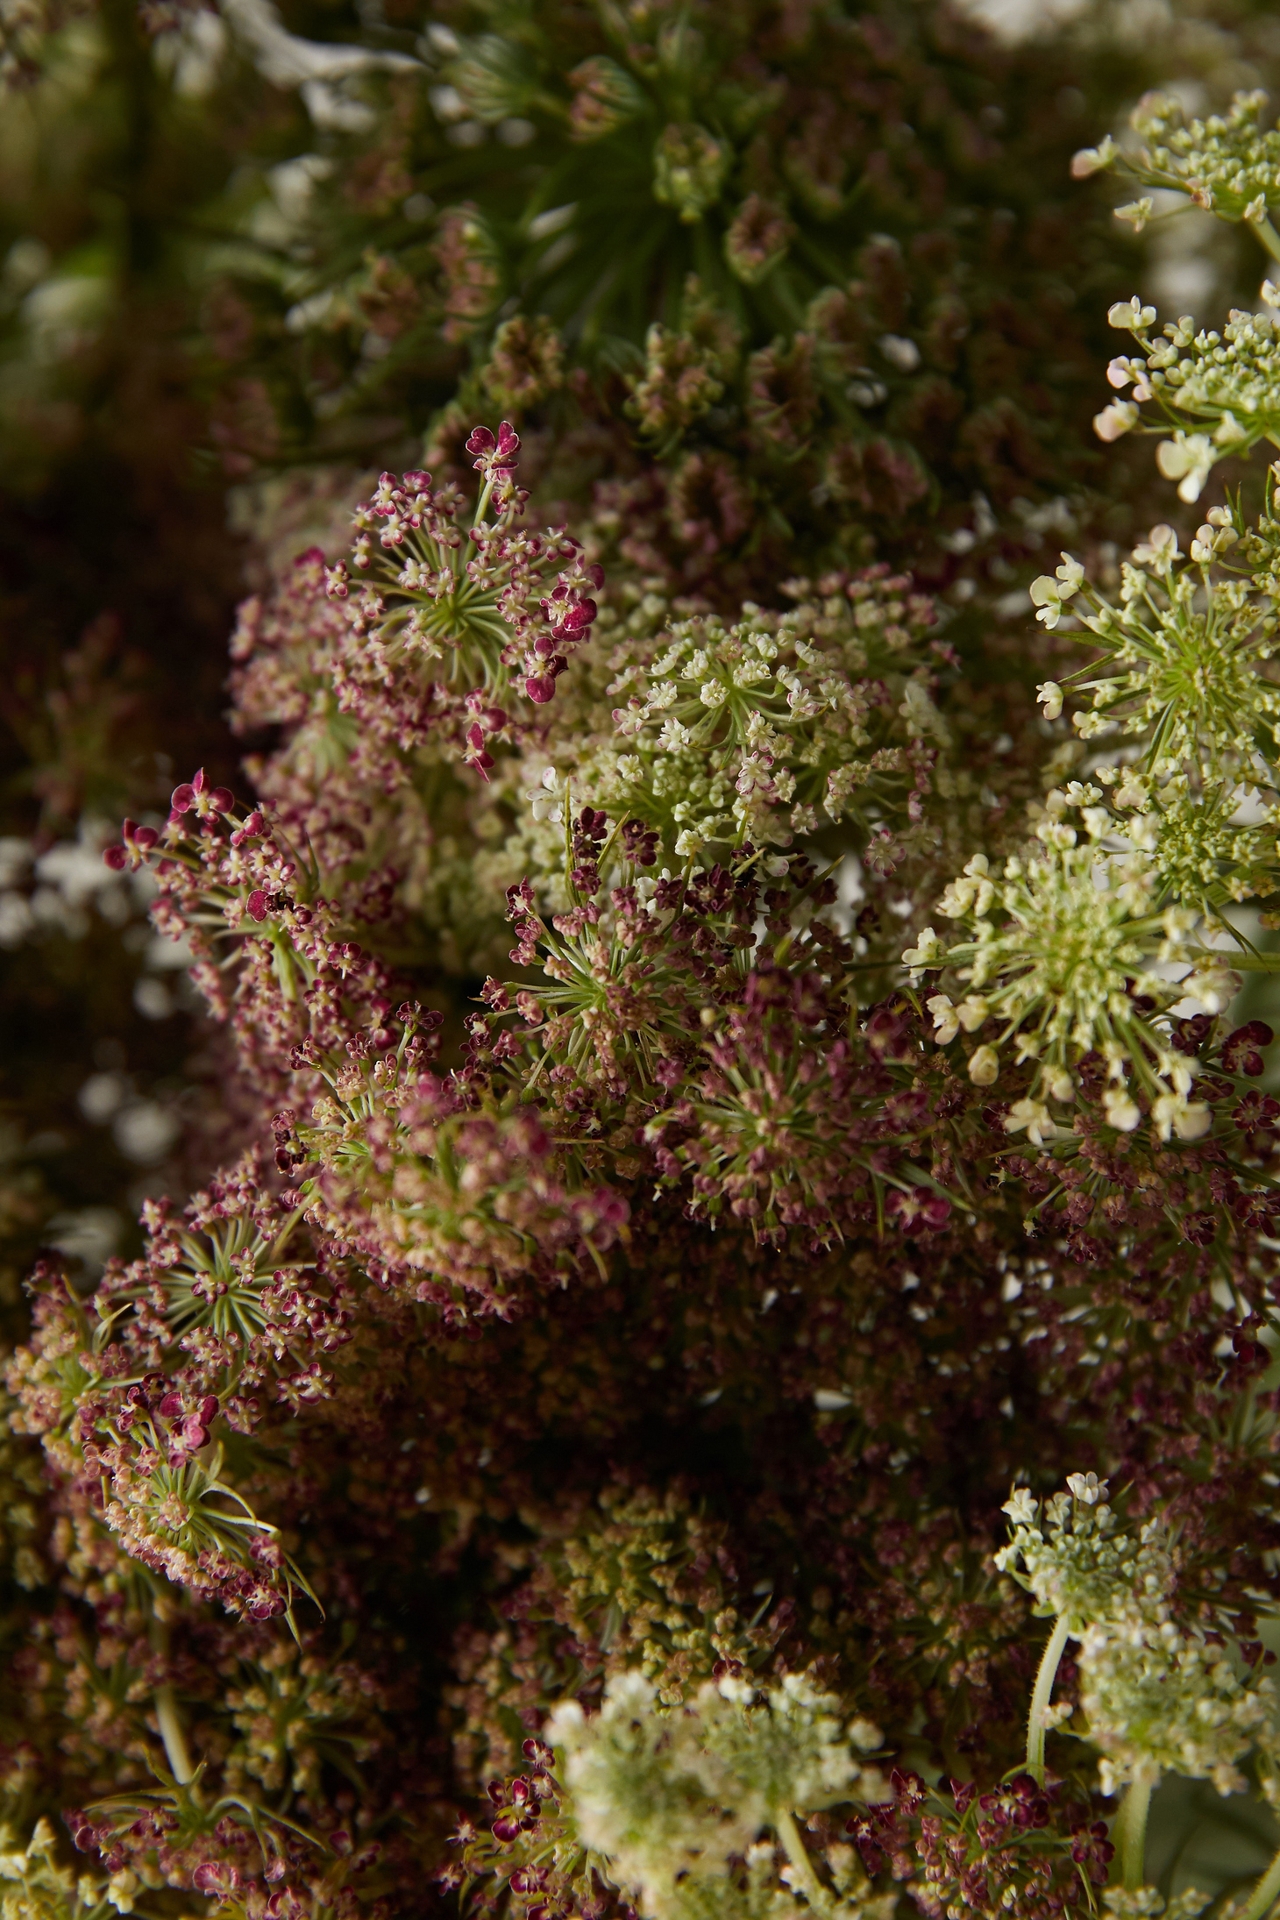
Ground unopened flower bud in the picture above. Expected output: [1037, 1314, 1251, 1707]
[968, 1044, 999, 1086]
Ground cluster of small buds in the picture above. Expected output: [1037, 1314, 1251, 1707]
[900, 1775, 1115, 1920]
[995, 1477, 1173, 1633]
[543, 1669, 882, 1920]
[905, 808, 1208, 1133]
[604, 574, 938, 859]
[1074, 90, 1280, 237]
[1077, 1605, 1278, 1797]
[98, 772, 407, 1103]
[1095, 296, 1280, 500]
[1026, 508, 1280, 910]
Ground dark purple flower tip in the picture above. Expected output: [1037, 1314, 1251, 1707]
[247, 890, 269, 923]
[102, 844, 127, 871]
[466, 426, 495, 456]
[525, 673, 556, 704]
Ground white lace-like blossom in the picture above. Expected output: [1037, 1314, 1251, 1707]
[1074, 89, 1280, 229]
[904, 808, 1208, 1126]
[602, 576, 938, 858]
[546, 1670, 884, 1920]
[1101, 1889, 1209, 1920]
[999, 1480, 1278, 1802]
[1078, 1604, 1278, 1797]
[1105, 304, 1280, 499]
[1021, 510, 1280, 912]
[0, 1817, 114, 1920]
[995, 1477, 1172, 1632]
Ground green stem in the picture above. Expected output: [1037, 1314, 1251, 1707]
[155, 1684, 195, 1785]
[775, 1807, 829, 1915]
[1252, 215, 1280, 268]
[1239, 1842, 1280, 1920]
[1115, 1775, 1155, 1890]
[1026, 1615, 1071, 1785]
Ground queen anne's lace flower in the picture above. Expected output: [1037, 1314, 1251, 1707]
[1103, 303, 1280, 498]
[905, 810, 1206, 1126]
[995, 1478, 1172, 1633]
[1076, 89, 1280, 232]
[1025, 512, 1280, 913]
[1078, 1607, 1277, 1797]
[546, 1670, 883, 1920]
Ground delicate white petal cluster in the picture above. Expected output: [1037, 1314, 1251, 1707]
[603, 579, 936, 857]
[546, 1670, 884, 1920]
[904, 808, 1206, 1126]
[1101, 1889, 1209, 1920]
[995, 1476, 1171, 1632]
[1078, 1605, 1277, 1797]
[1022, 508, 1280, 913]
[999, 1479, 1278, 1801]
[1075, 89, 1280, 226]
[0, 1818, 112, 1920]
[1105, 303, 1280, 498]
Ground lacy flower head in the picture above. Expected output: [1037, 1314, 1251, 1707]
[1077, 1606, 1278, 1797]
[527, 568, 940, 877]
[1074, 88, 1280, 240]
[995, 1477, 1174, 1634]
[545, 1669, 883, 1920]
[1098, 297, 1280, 500]
[904, 806, 1211, 1137]
[322, 423, 603, 772]
[1030, 518, 1280, 909]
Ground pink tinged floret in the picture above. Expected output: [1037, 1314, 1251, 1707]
[170, 768, 235, 818]
[467, 419, 521, 474]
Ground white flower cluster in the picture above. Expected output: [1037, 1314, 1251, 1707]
[995, 1475, 1170, 1632]
[1073, 89, 1280, 232]
[903, 807, 1210, 1136]
[1028, 516, 1280, 912]
[505, 573, 939, 903]
[1036, 519, 1280, 769]
[998, 1479, 1278, 1801]
[546, 1670, 884, 1920]
[1099, 298, 1280, 501]
[0, 1818, 119, 1919]
[1079, 1606, 1277, 1798]
[1101, 1889, 1209, 1920]
[603, 583, 938, 861]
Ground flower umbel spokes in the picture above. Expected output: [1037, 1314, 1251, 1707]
[324, 423, 603, 742]
[906, 811, 1209, 1137]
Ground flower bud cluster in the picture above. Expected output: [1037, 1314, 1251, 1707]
[999, 1479, 1279, 1801]
[995, 1477, 1172, 1632]
[1097, 299, 1280, 502]
[324, 427, 603, 752]
[603, 570, 939, 862]
[1075, 90, 1280, 231]
[543, 1669, 883, 1920]
[904, 806, 1208, 1132]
